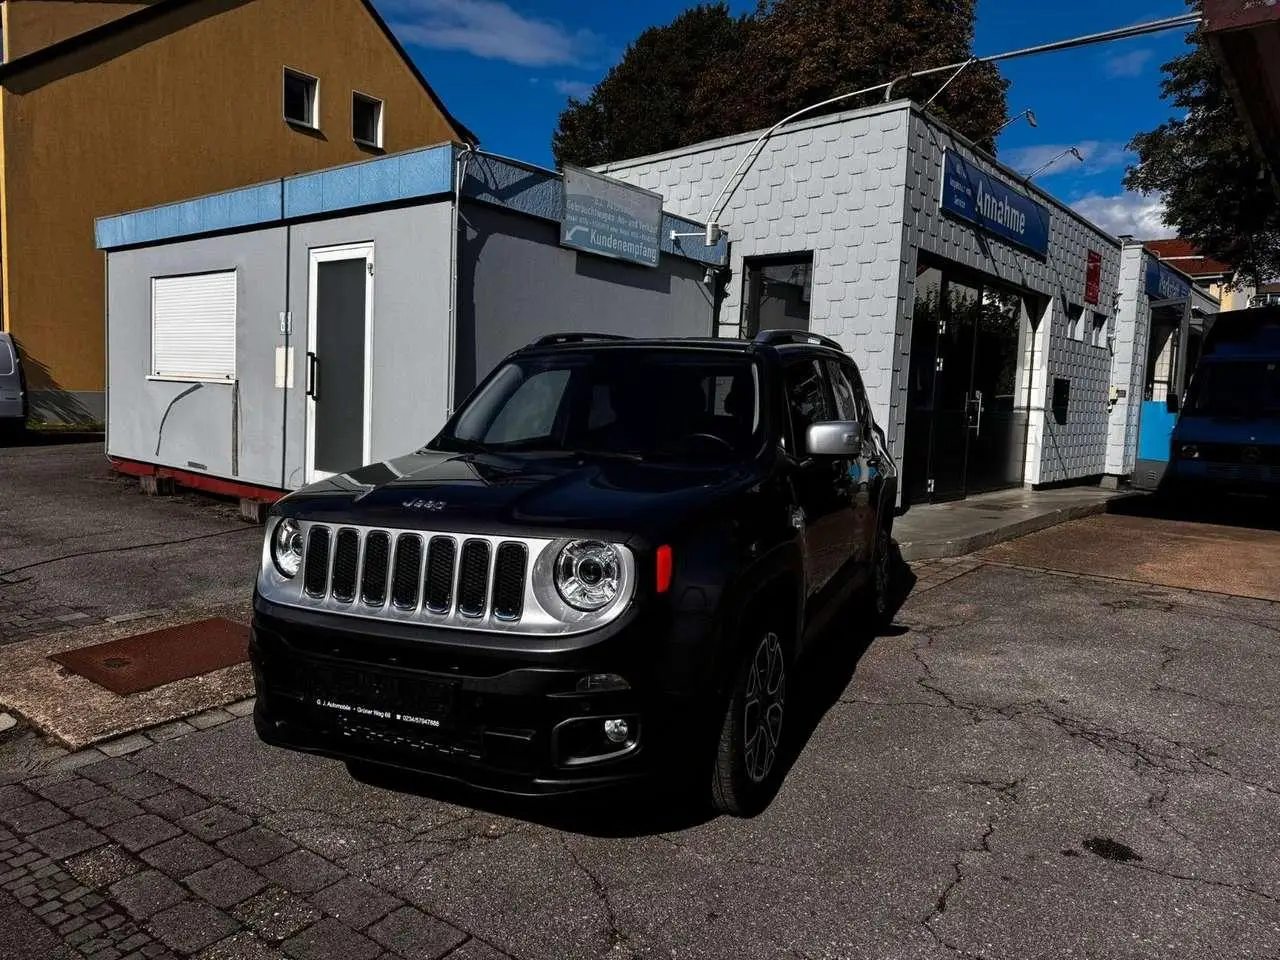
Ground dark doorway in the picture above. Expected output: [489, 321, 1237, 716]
[743, 254, 813, 336]
[903, 261, 1032, 504]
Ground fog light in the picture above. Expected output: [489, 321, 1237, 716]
[603, 718, 630, 743]
[576, 673, 630, 693]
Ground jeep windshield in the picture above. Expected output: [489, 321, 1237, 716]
[1186, 360, 1280, 418]
[432, 349, 762, 461]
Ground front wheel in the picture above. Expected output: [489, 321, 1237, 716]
[710, 627, 789, 817]
[865, 521, 894, 628]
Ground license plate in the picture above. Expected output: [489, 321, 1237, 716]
[306, 663, 456, 729]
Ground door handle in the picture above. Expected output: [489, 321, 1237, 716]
[968, 390, 983, 436]
[306, 352, 319, 400]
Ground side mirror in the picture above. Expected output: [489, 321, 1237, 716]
[805, 420, 861, 457]
[1167, 392, 1181, 414]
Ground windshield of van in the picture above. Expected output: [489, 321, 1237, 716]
[432, 349, 762, 462]
[1186, 360, 1280, 418]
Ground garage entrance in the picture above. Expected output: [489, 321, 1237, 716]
[904, 263, 1033, 504]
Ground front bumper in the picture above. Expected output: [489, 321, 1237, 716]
[250, 594, 714, 796]
[1163, 459, 1280, 499]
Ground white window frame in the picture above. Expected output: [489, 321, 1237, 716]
[283, 67, 320, 129]
[305, 243, 375, 483]
[149, 270, 238, 383]
[352, 91, 384, 148]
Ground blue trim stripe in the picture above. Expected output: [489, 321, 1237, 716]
[94, 181, 283, 250]
[284, 146, 454, 219]
[95, 144, 726, 267]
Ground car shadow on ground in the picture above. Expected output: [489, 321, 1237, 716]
[350, 543, 920, 837]
[1109, 487, 1280, 532]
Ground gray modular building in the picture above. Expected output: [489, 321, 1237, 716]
[95, 147, 727, 496]
[598, 100, 1215, 505]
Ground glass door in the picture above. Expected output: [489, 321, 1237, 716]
[930, 278, 981, 501]
[965, 288, 1029, 493]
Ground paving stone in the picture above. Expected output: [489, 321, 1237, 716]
[257, 849, 341, 895]
[233, 888, 321, 943]
[147, 900, 239, 955]
[47, 751, 107, 775]
[224, 700, 257, 718]
[142, 721, 196, 743]
[0, 783, 36, 810]
[0, 712, 15, 734]
[32, 776, 108, 809]
[106, 815, 181, 853]
[181, 807, 253, 843]
[112, 774, 173, 802]
[310, 877, 400, 930]
[189, 710, 236, 730]
[109, 870, 186, 921]
[141, 788, 209, 820]
[29, 821, 108, 859]
[216, 827, 296, 868]
[368, 907, 467, 960]
[283, 919, 380, 960]
[140, 834, 224, 879]
[98, 736, 154, 758]
[79, 759, 142, 785]
[186, 858, 267, 909]
[72, 795, 146, 829]
[195, 930, 283, 960]
[65, 845, 142, 889]
[0, 799, 69, 833]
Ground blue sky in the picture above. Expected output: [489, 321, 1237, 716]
[374, 0, 1197, 238]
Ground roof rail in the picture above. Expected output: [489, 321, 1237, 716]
[530, 332, 633, 347]
[753, 330, 844, 352]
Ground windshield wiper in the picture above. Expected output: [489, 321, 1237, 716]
[570, 449, 646, 462]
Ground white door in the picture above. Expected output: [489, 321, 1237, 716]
[305, 244, 374, 483]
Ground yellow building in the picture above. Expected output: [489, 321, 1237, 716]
[0, 0, 473, 423]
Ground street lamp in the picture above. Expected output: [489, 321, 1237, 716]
[1027, 146, 1085, 180]
[986, 109, 1038, 140]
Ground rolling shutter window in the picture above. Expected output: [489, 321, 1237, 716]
[151, 271, 237, 380]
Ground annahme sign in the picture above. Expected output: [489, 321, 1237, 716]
[940, 150, 1051, 257]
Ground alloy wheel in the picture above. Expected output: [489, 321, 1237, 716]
[742, 631, 786, 783]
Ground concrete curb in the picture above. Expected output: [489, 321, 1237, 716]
[898, 493, 1140, 562]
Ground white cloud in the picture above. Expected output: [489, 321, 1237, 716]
[553, 78, 594, 99]
[1104, 48, 1155, 78]
[1071, 192, 1173, 239]
[379, 0, 605, 67]
[1003, 140, 1134, 179]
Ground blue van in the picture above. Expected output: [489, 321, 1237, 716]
[0, 331, 28, 438]
[1165, 306, 1280, 499]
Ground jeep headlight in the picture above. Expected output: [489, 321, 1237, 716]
[554, 540, 621, 611]
[271, 518, 304, 579]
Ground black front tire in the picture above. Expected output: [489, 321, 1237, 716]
[710, 626, 789, 817]
[865, 520, 895, 629]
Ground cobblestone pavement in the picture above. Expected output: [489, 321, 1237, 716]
[3, 536, 1279, 959]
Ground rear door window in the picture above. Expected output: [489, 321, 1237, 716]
[0, 338, 14, 377]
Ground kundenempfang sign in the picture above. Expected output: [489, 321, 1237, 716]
[561, 165, 664, 268]
[939, 150, 1051, 257]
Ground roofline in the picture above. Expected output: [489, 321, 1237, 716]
[0, 0, 477, 146]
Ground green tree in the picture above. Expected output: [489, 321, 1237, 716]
[551, 4, 753, 169]
[552, 0, 1007, 169]
[1125, 4, 1280, 285]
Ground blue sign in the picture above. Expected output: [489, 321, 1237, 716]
[939, 150, 1051, 256]
[561, 165, 663, 268]
[1145, 257, 1192, 302]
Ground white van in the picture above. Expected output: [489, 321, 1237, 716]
[0, 332, 28, 435]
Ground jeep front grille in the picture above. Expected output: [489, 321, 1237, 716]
[263, 520, 636, 637]
[301, 525, 531, 624]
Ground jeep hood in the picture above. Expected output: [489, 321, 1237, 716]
[275, 449, 762, 538]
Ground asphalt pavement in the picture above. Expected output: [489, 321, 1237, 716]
[0, 438, 259, 638]
[3, 521, 1278, 958]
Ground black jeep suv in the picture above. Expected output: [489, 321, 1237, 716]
[251, 330, 898, 816]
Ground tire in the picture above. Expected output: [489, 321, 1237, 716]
[864, 519, 894, 629]
[710, 625, 790, 817]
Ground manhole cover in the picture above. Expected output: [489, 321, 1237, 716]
[51, 618, 248, 695]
